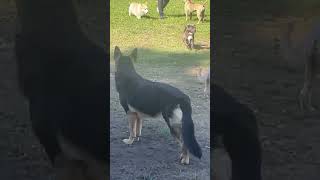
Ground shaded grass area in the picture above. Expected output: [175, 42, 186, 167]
[109, 47, 210, 69]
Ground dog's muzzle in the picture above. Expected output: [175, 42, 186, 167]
[187, 33, 193, 42]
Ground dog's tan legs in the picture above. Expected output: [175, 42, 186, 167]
[54, 153, 107, 180]
[180, 144, 190, 165]
[135, 115, 143, 141]
[204, 81, 208, 93]
[54, 154, 87, 180]
[123, 112, 137, 145]
[299, 86, 307, 111]
[197, 12, 201, 24]
[137, 16, 141, 19]
[84, 159, 108, 180]
[185, 12, 188, 21]
[307, 88, 316, 111]
[299, 85, 315, 112]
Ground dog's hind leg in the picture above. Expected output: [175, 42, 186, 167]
[54, 154, 87, 180]
[123, 112, 138, 145]
[162, 108, 191, 164]
[168, 123, 191, 164]
[135, 115, 143, 141]
[197, 12, 201, 24]
[180, 144, 190, 165]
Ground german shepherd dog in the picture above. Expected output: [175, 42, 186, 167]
[15, 0, 108, 179]
[113, 46, 202, 164]
[214, 84, 262, 180]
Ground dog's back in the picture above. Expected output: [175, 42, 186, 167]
[184, 0, 206, 12]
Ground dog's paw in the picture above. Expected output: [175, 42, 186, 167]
[180, 156, 190, 165]
[308, 105, 317, 112]
[180, 153, 190, 165]
[122, 138, 134, 145]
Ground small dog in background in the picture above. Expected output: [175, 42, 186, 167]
[197, 67, 210, 95]
[184, 0, 207, 24]
[183, 24, 196, 50]
[129, 2, 149, 19]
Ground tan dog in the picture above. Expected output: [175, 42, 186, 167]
[197, 67, 210, 95]
[184, 0, 207, 24]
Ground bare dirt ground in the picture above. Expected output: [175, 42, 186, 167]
[109, 63, 211, 180]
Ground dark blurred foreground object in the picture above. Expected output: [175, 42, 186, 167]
[14, 0, 108, 179]
[213, 84, 262, 180]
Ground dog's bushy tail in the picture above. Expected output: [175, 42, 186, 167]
[179, 98, 202, 159]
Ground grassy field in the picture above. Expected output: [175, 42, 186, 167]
[110, 0, 210, 68]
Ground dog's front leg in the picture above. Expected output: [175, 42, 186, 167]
[123, 112, 137, 145]
[135, 115, 143, 141]
[190, 39, 194, 49]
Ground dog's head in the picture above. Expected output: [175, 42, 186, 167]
[114, 46, 137, 73]
[140, 3, 149, 15]
[184, 24, 196, 34]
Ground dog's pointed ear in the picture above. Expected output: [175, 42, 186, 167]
[114, 46, 122, 62]
[130, 48, 138, 62]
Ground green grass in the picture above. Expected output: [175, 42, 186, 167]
[110, 0, 210, 67]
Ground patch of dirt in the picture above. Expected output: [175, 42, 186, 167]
[110, 64, 211, 180]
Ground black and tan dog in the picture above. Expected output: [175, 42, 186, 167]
[114, 46, 202, 164]
[183, 24, 196, 50]
[184, 0, 207, 24]
[15, 0, 108, 179]
[214, 84, 262, 180]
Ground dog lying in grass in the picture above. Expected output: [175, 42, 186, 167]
[129, 2, 149, 19]
[183, 24, 196, 50]
[113, 46, 202, 165]
[184, 0, 207, 24]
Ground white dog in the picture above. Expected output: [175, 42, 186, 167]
[129, 2, 149, 19]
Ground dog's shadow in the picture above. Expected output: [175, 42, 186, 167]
[193, 43, 210, 50]
[143, 15, 158, 20]
[168, 14, 185, 18]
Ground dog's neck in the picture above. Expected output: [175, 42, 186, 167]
[15, 0, 84, 44]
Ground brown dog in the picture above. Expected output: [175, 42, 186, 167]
[182, 24, 196, 50]
[184, 0, 207, 24]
